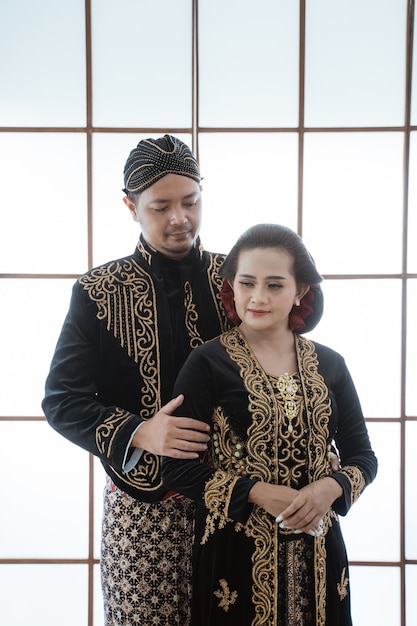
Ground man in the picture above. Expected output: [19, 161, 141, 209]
[42, 135, 231, 625]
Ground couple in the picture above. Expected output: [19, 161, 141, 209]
[43, 135, 377, 626]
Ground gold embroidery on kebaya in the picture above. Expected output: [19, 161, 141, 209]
[295, 336, 332, 484]
[337, 567, 349, 600]
[250, 508, 277, 624]
[275, 373, 299, 434]
[216, 328, 334, 626]
[295, 336, 332, 626]
[202, 470, 239, 543]
[212, 407, 248, 476]
[339, 465, 365, 504]
[273, 373, 308, 488]
[314, 532, 327, 626]
[214, 579, 238, 612]
[220, 329, 281, 624]
[184, 281, 203, 349]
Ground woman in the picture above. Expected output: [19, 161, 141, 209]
[162, 223, 377, 626]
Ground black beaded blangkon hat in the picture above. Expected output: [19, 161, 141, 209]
[123, 135, 201, 194]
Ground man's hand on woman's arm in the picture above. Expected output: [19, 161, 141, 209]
[131, 394, 210, 458]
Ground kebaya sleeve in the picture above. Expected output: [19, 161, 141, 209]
[162, 344, 257, 523]
[326, 354, 378, 516]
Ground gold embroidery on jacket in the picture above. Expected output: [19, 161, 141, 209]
[337, 567, 349, 600]
[96, 407, 135, 457]
[180, 252, 230, 350]
[109, 453, 161, 492]
[137, 239, 152, 265]
[80, 259, 162, 492]
[82, 251, 226, 495]
[208, 253, 230, 333]
[184, 281, 203, 348]
[79, 259, 161, 421]
[214, 579, 238, 612]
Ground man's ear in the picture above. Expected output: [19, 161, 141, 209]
[123, 195, 139, 223]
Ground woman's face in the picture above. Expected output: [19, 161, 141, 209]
[232, 247, 306, 333]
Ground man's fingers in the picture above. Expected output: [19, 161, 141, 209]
[167, 416, 210, 436]
[162, 395, 210, 433]
[172, 428, 210, 447]
[136, 397, 210, 456]
[162, 394, 184, 414]
[166, 448, 203, 460]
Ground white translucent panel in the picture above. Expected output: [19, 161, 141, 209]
[405, 422, 417, 559]
[92, 133, 194, 266]
[0, 422, 89, 558]
[303, 132, 404, 274]
[198, 0, 299, 127]
[94, 563, 105, 626]
[305, 0, 407, 127]
[349, 566, 400, 626]
[0, 279, 75, 416]
[0, 1, 86, 126]
[91, 0, 191, 127]
[408, 133, 417, 272]
[339, 423, 400, 562]
[94, 456, 106, 559]
[411, 8, 417, 125]
[0, 134, 88, 274]
[407, 280, 417, 415]
[406, 565, 417, 625]
[198, 133, 298, 254]
[310, 279, 402, 418]
[0, 565, 88, 625]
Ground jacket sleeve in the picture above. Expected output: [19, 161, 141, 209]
[325, 352, 378, 516]
[42, 280, 143, 470]
[162, 346, 257, 524]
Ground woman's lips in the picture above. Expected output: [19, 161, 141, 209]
[247, 309, 269, 316]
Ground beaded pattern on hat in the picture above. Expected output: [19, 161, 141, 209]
[123, 135, 201, 194]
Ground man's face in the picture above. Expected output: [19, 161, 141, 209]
[124, 173, 202, 260]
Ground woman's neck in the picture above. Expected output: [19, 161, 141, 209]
[238, 325, 297, 377]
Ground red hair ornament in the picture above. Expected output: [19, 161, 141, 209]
[288, 290, 314, 332]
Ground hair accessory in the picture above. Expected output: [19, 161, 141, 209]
[220, 281, 241, 325]
[289, 290, 314, 332]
